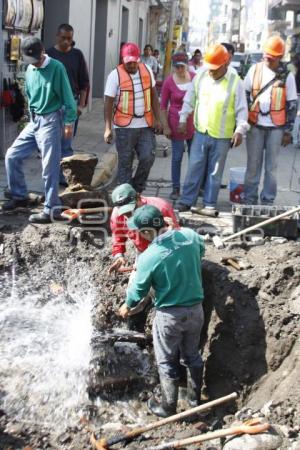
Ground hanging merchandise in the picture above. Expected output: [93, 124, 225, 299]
[9, 80, 25, 122]
[10, 35, 21, 61]
[1, 78, 14, 107]
[30, 0, 44, 33]
[3, 0, 17, 29]
[14, 0, 33, 32]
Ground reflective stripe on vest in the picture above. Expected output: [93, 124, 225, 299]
[113, 63, 153, 127]
[194, 70, 239, 139]
[249, 62, 287, 126]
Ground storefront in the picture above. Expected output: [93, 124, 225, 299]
[0, 0, 44, 157]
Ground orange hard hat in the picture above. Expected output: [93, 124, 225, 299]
[263, 35, 285, 57]
[204, 44, 229, 70]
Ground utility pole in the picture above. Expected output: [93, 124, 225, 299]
[163, 0, 177, 79]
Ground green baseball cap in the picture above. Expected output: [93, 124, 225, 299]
[127, 205, 165, 231]
[111, 183, 137, 216]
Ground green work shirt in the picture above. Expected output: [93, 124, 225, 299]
[25, 57, 77, 124]
[126, 228, 205, 309]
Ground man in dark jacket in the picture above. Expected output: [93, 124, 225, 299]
[47, 24, 90, 178]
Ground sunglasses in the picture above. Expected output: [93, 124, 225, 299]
[113, 195, 136, 207]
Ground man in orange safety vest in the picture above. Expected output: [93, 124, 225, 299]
[244, 35, 297, 205]
[103, 42, 162, 193]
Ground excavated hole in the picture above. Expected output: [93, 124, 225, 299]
[0, 225, 299, 449]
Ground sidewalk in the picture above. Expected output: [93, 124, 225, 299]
[1, 98, 300, 209]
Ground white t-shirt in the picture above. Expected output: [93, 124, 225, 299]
[104, 64, 156, 128]
[244, 63, 297, 127]
[176, 82, 192, 91]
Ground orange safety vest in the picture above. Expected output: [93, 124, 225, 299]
[249, 62, 287, 127]
[113, 63, 153, 127]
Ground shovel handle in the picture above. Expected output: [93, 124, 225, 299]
[91, 393, 238, 449]
[223, 205, 300, 244]
[62, 207, 112, 220]
[146, 421, 270, 449]
[117, 266, 134, 273]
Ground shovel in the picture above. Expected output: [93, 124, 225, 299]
[213, 205, 300, 249]
[90, 392, 238, 450]
[61, 206, 112, 221]
[145, 418, 270, 450]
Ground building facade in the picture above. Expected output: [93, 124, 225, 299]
[0, 0, 153, 156]
[43, 0, 151, 99]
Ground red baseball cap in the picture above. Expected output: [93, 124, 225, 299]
[121, 42, 140, 63]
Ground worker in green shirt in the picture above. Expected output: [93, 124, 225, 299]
[3, 37, 77, 223]
[119, 205, 205, 418]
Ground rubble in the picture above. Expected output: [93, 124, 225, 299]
[0, 224, 299, 449]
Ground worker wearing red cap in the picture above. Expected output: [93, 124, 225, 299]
[104, 42, 162, 193]
[176, 44, 249, 214]
[244, 35, 297, 205]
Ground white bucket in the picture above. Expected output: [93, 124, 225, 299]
[229, 167, 246, 203]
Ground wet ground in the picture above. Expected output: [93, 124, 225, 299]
[0, 221, 300, 449]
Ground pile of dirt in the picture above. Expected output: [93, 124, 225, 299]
[0, 223, 299, 449]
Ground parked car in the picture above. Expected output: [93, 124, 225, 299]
[230, 52, 245, 76]
[241, 52, 263, 78]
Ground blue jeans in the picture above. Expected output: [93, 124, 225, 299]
[244, 126, 284, 205]
[5, 111, 62, 214]
[115, 127, 156, 192]
[292, 96, 300, 146]
[60, 105, 79, 183]
[180, 131, 231, 207]
[171, 139, 192, 189]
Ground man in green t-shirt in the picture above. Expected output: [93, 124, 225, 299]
[3, 37, 77, 223]
[119, 205, 205, 417]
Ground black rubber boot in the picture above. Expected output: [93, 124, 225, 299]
[187, 366, 203, 407]
[169, 188, 180, 201]
[148, 377, 178, 418]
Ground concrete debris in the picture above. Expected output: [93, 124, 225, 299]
[247, 236, 265, 245]
[290, 286, 300, 315]
[222, 426, 283, 450]
[270, 237, 288, 244]
[61, 153, 98, 188]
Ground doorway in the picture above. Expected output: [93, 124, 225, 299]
[93, 0, 108, 98]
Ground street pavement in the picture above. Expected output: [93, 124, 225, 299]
[0, 98, 300, 210]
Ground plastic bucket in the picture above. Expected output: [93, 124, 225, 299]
[229, 167, 246, 203]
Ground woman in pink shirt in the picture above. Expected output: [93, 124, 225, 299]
[161, 52, 195, 200]
[189, 49, 203, 74]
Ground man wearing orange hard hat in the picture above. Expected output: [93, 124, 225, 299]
[176, 43, 249, 214]
[244, 35, 297, 205]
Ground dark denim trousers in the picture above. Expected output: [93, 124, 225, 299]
[115, 127, 156, 192]
[153, 303, 204, 380]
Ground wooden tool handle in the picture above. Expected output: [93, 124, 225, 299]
[146, 421, 270, 449]
[227, 258, 241, 270]
[91, 393, 238, 449]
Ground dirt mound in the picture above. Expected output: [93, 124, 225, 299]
[0, 224, 299, 449]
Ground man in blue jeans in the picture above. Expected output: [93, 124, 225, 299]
[119, 205, 205, 417]
[3, 37, 77, 223]
[244, 36, 297, 205]
[176, 44, 249, 214]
